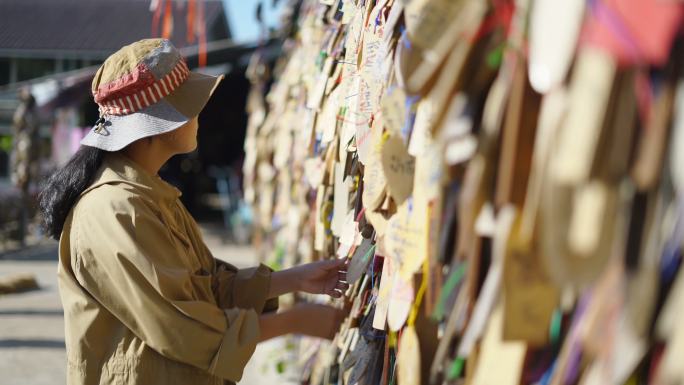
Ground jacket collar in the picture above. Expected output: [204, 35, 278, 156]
[81, 152, 181, 203]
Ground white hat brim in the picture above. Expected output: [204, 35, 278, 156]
[81, 72, 223, 151]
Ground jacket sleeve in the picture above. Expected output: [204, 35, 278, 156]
[213, 260, 279, 313]
[174, 200, 279, 314]
[71, 192, 258, 382]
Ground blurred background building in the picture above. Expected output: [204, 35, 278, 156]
[0, 2, 298, 384]
[0, 0, 288, 246]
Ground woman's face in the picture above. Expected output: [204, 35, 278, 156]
[159, 116, 199, 154]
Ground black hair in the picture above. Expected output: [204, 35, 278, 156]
[39, 146, 106, 240]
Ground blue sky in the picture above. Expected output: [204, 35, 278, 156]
[223, 0, 284, 43]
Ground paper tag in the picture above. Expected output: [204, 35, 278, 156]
[314, 186, 328, 252]
[470, 303, 527, 385]
[356, 118, 374, 166]
[326, 57, 343, 96]
[373, 256, 393, 330]
[304, 157, 326, 189]
[412, 137, 444, 205]
[610, 315, 647, 384]
[379, 2, 399, 42]
[474, 203, 496, 237]
[656, 260, 684, 340]
[347, 238, 376, 284]
[408, 97, 434, 157]
[397, 326, 421, 385]
[482, 74, 510, 136]
[568, 181, 608, 257]
[528, 0, 585, 93]
[356, 21, 386, 164]
[439, 93, 470, 137]
[385, 199, 428, 278]
[381, 87, 407, 136]
[346, 3, 364, 57]
[357, 74, 375, 121]
[670, 80, 684, 194]
[404, 0, 485, 95]
[445, 135, 477, 166]
[362, 141, 387, 211]
[381, 135, 415, 205]
[519, 89, 567, 241]
[387, 272, 414, 331]
[503, 215, 559, 345]
[341, 0, 358, 24]
[320, 87, 341, 144]
[307, 57, 334, 110]
[404, 0, 464, 50]
[339, 327, 359, 365]
[550, 47, 616, 184]
[440, 94, 477, 165]
[341, 78, 362, 162]
[273, 123, 294, 169]
[658, 315, 684, 384]
[338, 211, 358, 256]
[360, 14, 385, 103]
[331, 162, 352, 236]
[298, 109, 316, 157]
[323, 139, 337, 185]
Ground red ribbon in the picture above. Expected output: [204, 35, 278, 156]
[186, 0, 196, 43]
[198, 0, 207, 68]
[161, 0, 174, 39]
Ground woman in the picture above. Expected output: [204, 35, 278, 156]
[39, 39, 349, 385]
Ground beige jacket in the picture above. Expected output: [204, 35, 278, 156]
[58, 153, 276, 385]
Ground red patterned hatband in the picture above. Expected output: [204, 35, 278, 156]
[94, 59, 190, 116]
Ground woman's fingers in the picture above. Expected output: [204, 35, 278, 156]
[338, 270, 348, 282]
[335, 280, 349, 291]
[324, 257, 348, 271]
[326, 280, 349, 298]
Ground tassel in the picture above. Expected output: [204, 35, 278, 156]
[186, 0, 196, 43]
[161, 0, 174, 39]
[198, 0, 207, 68]
[150, 0, 162, 37]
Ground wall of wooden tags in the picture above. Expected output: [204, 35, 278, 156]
[242, 0, 684, 384]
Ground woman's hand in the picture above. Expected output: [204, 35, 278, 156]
[268, 258, 350, 298]
[292, 303, 347, 339]
[293, 259, 350, 298]
[259, 303, 347, 341]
